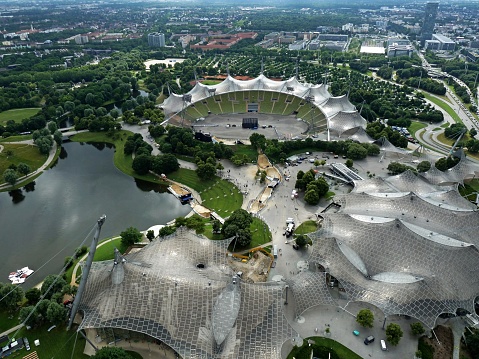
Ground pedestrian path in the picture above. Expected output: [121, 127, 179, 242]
[0, 141, 57, 191]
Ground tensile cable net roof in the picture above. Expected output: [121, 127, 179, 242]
[78, 228, 294, 359]
[160, 74, 366, 134]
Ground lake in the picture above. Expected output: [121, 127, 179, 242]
[0, 141, 190, 287]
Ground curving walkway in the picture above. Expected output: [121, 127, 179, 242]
[0, 141, 58, 191]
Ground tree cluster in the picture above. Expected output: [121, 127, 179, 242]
[295, 169, 329, 205]
[435, 156, 460, 172]
[366, 122, 408, 148]
[221, 209, 253, 247]
[387, 162, 417, 175]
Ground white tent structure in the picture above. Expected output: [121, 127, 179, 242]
[160, 74, 366, 136]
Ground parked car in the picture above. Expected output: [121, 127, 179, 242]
[364, 336, 375, 345]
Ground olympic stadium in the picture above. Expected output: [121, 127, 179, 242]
[74, 75, 479, 358]
[160, 74, 367, 140]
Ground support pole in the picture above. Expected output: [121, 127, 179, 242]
[432, 328, 441, 345]
[382, 317, 387, 329]
[79, 329, 99, 352]
[68, 215, 107, 330]
[284, 285, 289, 305]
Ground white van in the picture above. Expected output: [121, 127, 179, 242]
[273, 245, 278, 258]
[380, 339, 387, 351]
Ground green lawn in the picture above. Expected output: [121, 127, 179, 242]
[0, 134, 33, 143]
[167, 168, 243, 217]
[249, 217, 272, 248]
[9, 324, 89, 359]
[0, 310, 20, 333]
[287, 337, 363, 359]
[201, 80, 222, 85]
[93, 237, 125, 261]
[295, 220, 318, 235]
[70, 131, 161, 183]
[231, 144, 258, 162]
[459, 179, 479, 204]
[0, 108, 40, 126]
[408, 121, 428, 137]
[0, 143, 47, 185]
[422, 92, 463, 124]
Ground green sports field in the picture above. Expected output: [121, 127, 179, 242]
[0, 108, 41, 125]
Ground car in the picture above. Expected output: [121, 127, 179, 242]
[292, 244, 299, 250]
[322, 154, 330, 159]
[334, 154, 339, 159]
[271, 261, 276, 268]
[353, 330, 360, 336]
[24, 338, 30, 351]
[364, 336, 375, 345]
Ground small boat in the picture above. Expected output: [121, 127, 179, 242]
[8, 267, 34, 284]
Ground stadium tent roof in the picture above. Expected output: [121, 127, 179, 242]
[303, 211, 479, 328]
[328, 111, 367, 137]
[290, 171, 479, 328]
[78, 228, 294, 359]
[160, 75, 366, 133]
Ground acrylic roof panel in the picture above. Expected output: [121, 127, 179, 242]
[320, 96, 356, 118]
[328, 111, 367, 136]
[346, 126, 376, 143]
[334, 192, 479, 243]
[78, 229, 294, 359]
[287, 271, 338, 317]
[308, 213, 479, 327]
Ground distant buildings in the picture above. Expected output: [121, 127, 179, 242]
[74, 35, 89, 45]
[420, 2, 439, 47]
[425, 34, 455, 51]
[190, 32, 257, 51]
[148, 32, 165, 47]
[387, 37, 413, 57]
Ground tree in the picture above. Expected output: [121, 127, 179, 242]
[196, 163, 216, 180]
[53, 130, 63, 146]
[91, 347, 133, 359]
[356, 309, 374, 328]
[47, 121, 58, 134]
[3, 169, 18, 186]
[212, 220, 221, 233]
[41, 275, 67, 299]
[249, 133, 266, 150]
[0, 283, 24, 311]
[417, 160, 431, 172]
[295, 235, 309, 247]
[236, 228, 252, 247]
[132, 154, 151, 175]
[347, 143, 368, 160]
[25, 287, 41, 304]
[146, 230, 155, 241]
[17, 162, 30, 177]
[304, 189, 320, 205]
[386, 322, 403, 346]
[345, 159, 354, 168]
[120, 226, 143, 247]
[159, 225, 176, 237]
[46, 301, 67, 324]
[19, 306, 39, 327]
[470, 128, 477, 138]
[464, 328, 479, 357]
[410, 322, 425, 336]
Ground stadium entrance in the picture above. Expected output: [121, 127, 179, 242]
[247, 103, 259, 112]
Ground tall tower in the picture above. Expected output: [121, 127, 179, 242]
[421, 2, 439, 47]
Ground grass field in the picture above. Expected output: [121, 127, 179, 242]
[408, 121, 428, 138]
[0, 108, 40, 125]
[422, 92, 463, 124]
[231, 144, 258, 162]
[0, 134, 33, 143]
[8, 324, 89, 359]
[167, 168, 243, 217]
[295, 220, 318, 235]
[0, 143, 47, 185]
[287, 337, 363, 359]
[249, 217, 272, 248]
[201, 80, 222, 85]
[0, 310, 20, 333]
